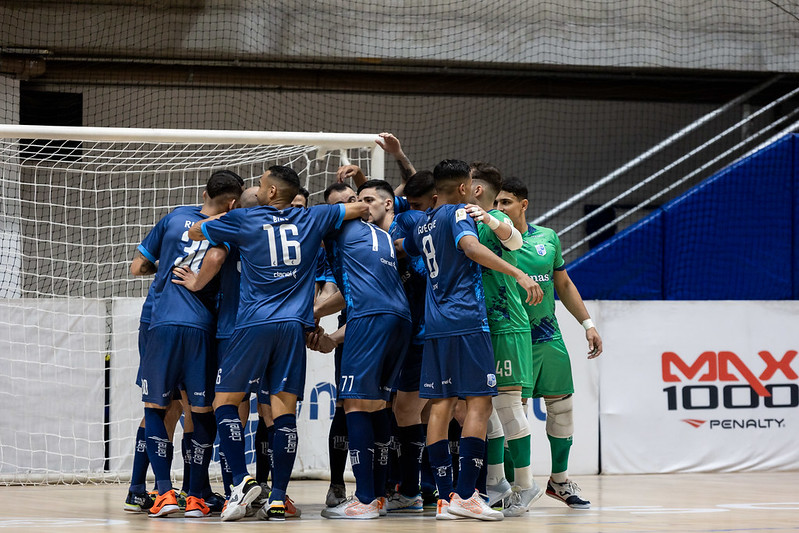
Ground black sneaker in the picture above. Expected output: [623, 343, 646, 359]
[422, 489, 438, 510]
[204, 492, 226, 514]
[546, 479, 591, 509]
[124, 490, 154, 512]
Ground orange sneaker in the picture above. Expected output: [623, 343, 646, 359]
[185, 496, 211, 518]
[320, 497, 379, 519]
[148, 490, 180, 518]
[285, 496, 302, 518]
[448, 491, 504, 521]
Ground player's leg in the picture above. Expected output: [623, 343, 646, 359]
[214, 325, 269, 522]
[534, 338, 589, 509]
[257, 321, 306, 521]
[125, 323, 154, 513]
[326, 342, 348, 507]
[140, 325, 185, 517]
[450, 402, 465, 487]
[251, 399, 274, 512]
[389, 342, 427, 513]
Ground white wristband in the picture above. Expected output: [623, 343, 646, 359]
[485, 212, 500, 230]
[581, 318, 595, 331]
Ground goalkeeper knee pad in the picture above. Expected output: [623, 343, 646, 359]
[486, 407, 504, 440]
[544, 394, 574, 439]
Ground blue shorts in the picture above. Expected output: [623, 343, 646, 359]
[420, 331, 498, 399]
[135, 321, 150, 388]
[216, 321, 307, 400]
[338, 314, 411, 401]
[395, 342, 424, 392]
[140, 325, 214, 407]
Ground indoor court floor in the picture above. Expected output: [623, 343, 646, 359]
[1, 473, 797, 532]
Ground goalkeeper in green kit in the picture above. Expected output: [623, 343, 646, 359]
[495, 176, 603, 510]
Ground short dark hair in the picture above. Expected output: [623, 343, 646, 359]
[470, 161, 502, 196]
[500, 176, 528, 201]
[206, 170, 244, 199]
[323, 182, 354, 202]
[267, 165, 300, 198]
[404, 170, 435, 198]
[298, 187, 310, 200]
[433, 159, 470, 183]
[357, 179, 395, 199]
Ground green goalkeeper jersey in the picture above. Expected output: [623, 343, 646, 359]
[515, 223, 565, 343]
[476, 209, 530, 335]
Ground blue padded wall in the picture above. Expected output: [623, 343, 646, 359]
[567, 134, 796, 300]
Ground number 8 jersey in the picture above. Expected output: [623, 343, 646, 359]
[201, 203, 346, 329]
[402, 203, 490, 338]
[139, 205, 222, 331]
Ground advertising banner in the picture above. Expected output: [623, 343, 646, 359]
[599, 301, 799, 473]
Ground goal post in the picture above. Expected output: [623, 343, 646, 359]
[0, 125, 384, 485]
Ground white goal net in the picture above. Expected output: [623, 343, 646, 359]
[0, 125, 383, 484]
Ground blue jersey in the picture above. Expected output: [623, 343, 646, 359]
[138, 205, 222, 331]
[394, 196, 410, 214]
[324, 219, 411, 321]
[403, 203, 489, 338]
[391, 211, 427, 344]
[139, 281, 158, 325]
[202, 203, 346, 328]
[314, 246, 336, 284]
[215, 245, 240, 340]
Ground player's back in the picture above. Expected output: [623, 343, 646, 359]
[215, 245, 240, 340]
[391, 210, 427, 342]
[141, 205, 219, 330]
[406, 203, 489, 338]
[202, 203, 345, 329]
[325, 219, 410, 321]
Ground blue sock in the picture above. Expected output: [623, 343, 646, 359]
[397, 424, 425, 497]
[328, 405, 348, 485]
[420, 425, 436, 495]
[371, 409, 392, 499]
[189, 412, 216, 498]
[181, 432, 193, 494]
[218, 449, 233, 498]
[448, 419, 462, 487]
[144, 407, 173, 495]
[129, 425, 149, 493]
[426, 439, 453, 502]
[476, 436, 488, 497]
[215, 405, 248, 486]
[270, 414, 298, 503]
[346, 410, 375, 504]
[255, 417, 270, 485]
[456, 436, 485, 499]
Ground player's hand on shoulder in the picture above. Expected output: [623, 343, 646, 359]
[464, 203, 488, 223]
[516, 273, 543, 305]
[586, 328, 602, 359]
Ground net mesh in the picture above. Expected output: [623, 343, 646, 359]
[0, 132, 375, 484]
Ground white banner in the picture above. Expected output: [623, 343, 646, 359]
[599, 301, 799, 473]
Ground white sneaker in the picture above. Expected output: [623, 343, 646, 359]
[320, 496, 379, 519]
[516, 479, 544, 508]
[501, 491, 526, 518]
[386, 492, 423, 513]
[376, 496, 387, 517]
[546, 479, 591, 509]
[221, 476, 261, 522]
[486, 478, 512, 507]
[448, 491, 504, 521]
[325, 483, 347, 507]
[435, 499, 465, 520]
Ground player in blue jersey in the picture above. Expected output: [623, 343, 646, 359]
[131, 170, 243, 518]
[398, 159, 542, 521]
[188, 165, 368, 522]
[312, 180, 412, 519]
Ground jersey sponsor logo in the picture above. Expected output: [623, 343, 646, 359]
[423, 381, 435, 389]
[441, 378, 452, 385]
[487, 373, 497, 387]
[273, 268, 299, 279]
[535, 244, 547, 256]
[530, 274, 550, 282]
[380, 257, 396, 268]
[455, 208, 467, 222]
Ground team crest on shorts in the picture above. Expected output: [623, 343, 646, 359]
[487, 373, 497, 387]
[535, 244, 547, 256]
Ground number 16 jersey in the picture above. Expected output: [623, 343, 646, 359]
[202, 203, 346, 329]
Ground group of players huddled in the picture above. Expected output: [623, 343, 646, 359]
[124, 133, 603, 521]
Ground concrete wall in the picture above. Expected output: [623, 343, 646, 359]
[1, 1, 797, 72]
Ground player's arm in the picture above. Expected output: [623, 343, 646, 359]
[465, 204, 522, 250]
[171, 245, 228, 292]
[306, 324, 346, 353]
[375, 132, 416, 195]
[342, 201, 369, 221]
[315, 279, 338, 301]
[458, 234, 543, 305]
[337, 164, 367, 188]
[130, 249, 157, 276]
[314, 290, 345, 319]
[554, 269, 602, 359]
[187, 212, 226, 241]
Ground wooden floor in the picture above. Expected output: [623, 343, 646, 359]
[1, 473, 798, 532]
